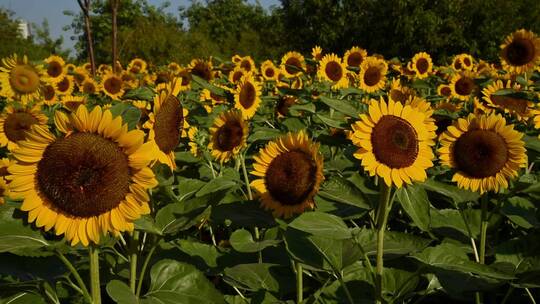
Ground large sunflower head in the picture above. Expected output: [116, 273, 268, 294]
[344, 46, 367, 68]
[280, 52, 306, 78]
[208, 110, 248, 163]
[127, 58, 147, 74]
[0, 54, 47, 103]
[500, 29, 540, 74]
[438, 113, 527, 194]
[8, 105, 157, 246]
[318, 54, 348, 90]
[481, 80, 533, 121]
[44, 55, 65, 82]
[234, 74, 262, 119]
[251, 131, 324, 218]
[358, 56, 388, 93]
[450, 71, 477, 101]
[0, 104, 48, 151]
[410, 52, 433, 79]
[350, 98, 436, 188]
[101, 72, 125, 100]
[189, 58, 214, 82]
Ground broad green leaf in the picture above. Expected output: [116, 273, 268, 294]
[318, 95, 359, 117]
[281, 117, 306, 131]
[122, 86, 155, 101]
[523, 135, 540, 153]
[155, 199, 210, 234]
[0, 292, 47, 304]
[248, 127, 282, 142]
[174, 152, 200, 163]
[318, 177, 370, 209]
[353, 229, 431, 256]
[431, 208, 481, 238]
[495, 235, 540, 287]
[422, 179, 479, 205]
[223, 263, 294, 295]
[134, 215, 162, 235]
[396, 185, 431, 231]
[196, 176, 237, 197]
[0, 205, 49, 254]
[171, 239, 222, 269]
[229, 229, 281, 253]
[288, 211, 351, 239]
[142, 259, 224, 304]
[106, 280, 138, 304]
[177, 178, 206, 202]
[501, 197, 539, 229]
[108, 103, 141, 130]
[211, 200, 276, 228]
[315, 114, 348, 128]
[191, 74, 228, 96]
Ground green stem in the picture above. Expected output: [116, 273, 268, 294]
[479, 195, 489, 265]
[207, 159, 216, 178]
[129, 231, 139, 293]
[526, 288, 537, 304]
[375, 183, 392, 304]
[240, 154, 253, 200]
[136, 242, 158, 297]
[55, 251, 92, 304]
[338, 275, 355, 304]
[501, 286, 514, 304]
[89, 246, 101, 304]
[296, 262, 303, 303]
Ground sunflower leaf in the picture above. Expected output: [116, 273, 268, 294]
[396, 185, 431, 231]
[229, 229, 281, 253]
[106, 280, 138, 304]
[318, 95, 360, 117]
[0, 205, 50, 254]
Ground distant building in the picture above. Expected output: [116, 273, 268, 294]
[17, 19, 31, 39]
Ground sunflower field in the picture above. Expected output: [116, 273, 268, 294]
[0, 28, 540, 304]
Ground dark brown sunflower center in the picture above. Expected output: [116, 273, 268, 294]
[463, 57, 472, 67]
[285, 57, 302, 75]
[453, 60, 463, 70]
[277, 96, 297, 116]
[265, 67, 275, 78]
[57, 77, 70, 92]
[191, 62, 212, 81]
[364, 66, 382, 86]
[4, 112, 38, 142]
[47, 61, 63, 78]
[371, 115, 419, 168]
[82, 82, 96, 94]
[265, 150, 317, 206]
[455, 77, 475, 96]
[347, 52, 363, 67]
[240, 60, 252, 72]
[104, 76, 122, 94]
[504, 38, 536, 66]
[453, 129, 508, 178]
[416, 58, 429, 74]
[36, 132, 130, 217]
[10, 65, 40, 94]
[239, 82, 256, 109]
[433, 114, 453, 135]
[390, 89, 406, 102]
[130, 65, 141, 74]
[325, 61, 343, 82]
[43, 85, 55, 100]
[154, 95, 183, 153]
[440, 86, 452, 96]
[179, 71, 191, 86]
[491, 95, 529, 114]
[215, 120, 244, 152]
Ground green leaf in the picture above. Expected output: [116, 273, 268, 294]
[248, 127, 282, 142]
[0, 292, 47, 304]
[122, 86, 155, 101]
[523, 135, 540, 153]
[171, 239, 222, 269]
[155, 199, 211, 235]
[411, 79, 431, 90]
[174, 152, 200, 163]
[108, 103, 142, 130]
[106, 280, 138, 304]
[134, 215, 163, 235]
[0, 205, 49, 254]
[318, 95, 359, 117]
[396, 185, 431, 231]
[495, 235, 540, 287]
[211, 200, 276, 228]
[142, 259, 224, 304]
[353, 229, 431, 256]
[288, 211, 351, 239]
[501, 197, 539, 229]
[177, 178, 206, 202]
[315, 114, 348, 128]
[318, 177, 370, 209]
[223, 263, 294, 295]
[422, 179, 479, 205]
[430, 208, 479, 238]
[229, 229, 281, 253]
[196, 176, 237, 197]
[281, 117, 306, 131]
[191, 75, 227, 97]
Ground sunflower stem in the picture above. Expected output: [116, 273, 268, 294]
[55, 250, 92, 304]
[129, 231, 139, 293]
[375, 182, 392, 304]
[240, 154, 253, 200]
[501, 286, 514, 304]
[136, 240, 158, 297]
[479, 194, 489, 264]
[296, 262, 303, 303]
[89, 246, 101, 304]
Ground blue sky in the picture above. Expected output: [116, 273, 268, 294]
[0, 0, 280, 55]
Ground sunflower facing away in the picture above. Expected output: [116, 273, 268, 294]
[318, 54, 348, 90]
[500, 29, 540, 74]
[251, 131, 324, 218]
[7, 105, 158, 246]
[0, 54, 47, 103]
[358, 56, 388, 93]
[438, 113, 527, 193]
[280, 52, 306, 78]
[0, 104, 48, 151]
[234, 74, 262, 119]
[350, 98, 436, 188]
[409, 52, 433, 79]
[209, 110, 248, 163]
[480, 80, 533, 121]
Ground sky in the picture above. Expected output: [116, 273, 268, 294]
[0, 0, 280, 55]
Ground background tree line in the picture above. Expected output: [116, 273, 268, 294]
[1, 0, 540, 65]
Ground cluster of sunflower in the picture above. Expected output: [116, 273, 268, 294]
[0, 28, 539, 303]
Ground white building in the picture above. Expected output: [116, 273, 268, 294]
[17, 19, 31, 39]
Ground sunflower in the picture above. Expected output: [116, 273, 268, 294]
[44, 55, 65, 83]
[250, 131, 324, 218]
[127, 58, 147, 74]
[260, 60, 279, 81]
[228, 66, 249, 84]
[500, 29, 540, 74]
[318, 54, 348, 90]
[350, 98, 436, 188]
[167, 62, 181, 75]
[208, 110, 248, 163]
[344, 46, 367, 68]
[7, 105, 157, 246]
[410, 52, 433, 79]
[101, 72, 125, 100]
[97, 64, 112, 75]
[358, 56, 388, 93]
[189, 58, 214, 82]
[234, 74, 262, 119]
[143, 80, 184, 170]
[187, 126, 201, 157]
[439, 113, 527, 194]
[61, 95, 87, 112]
[451, 54, 474, 71]
[388, 78, 415, 104]
[238, 56, 255, 73]
[81, 78, 100, 95]
[42, 84, 58, 106]
[175, 68, 192, 91]
[276, 95, 297, 117]
[55, 75, 75, 96]
[0, 54, 47, 103]
[200, 88, 228, 113]
[121, 71, 138, 90]
[65, 63, 77, 74]
[280, 52, 306, 78]
[72, 66, 89, 86]
[311, 46, 323, 61]
[0, 104, 48, 151]
[437, 84, 452, 98]
[450, 71, 477, 101]
[481, 80, 533, 121]
[232, 55, 242, 64]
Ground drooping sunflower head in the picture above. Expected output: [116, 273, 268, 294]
[127, 58, 147, 74]
[280, 52, 306, 78]
[234, 74, 262, 119]
[410, 52, 433, 79]
[358, 56, 388, 93]
[101, 72, 125, 100]
[189, 58, 214, 82]
[0, 54, 47, 103]
[251, 131, 324, 218]
[481, 80, 533, 121]
[208, 109, 248, 163]
[260, 60, 279, 81]
[351, 98, 436, 188]
[344, 46, 367, 68]
[318, 54, 348, 89]
[438, 113, 527, 194]
[8, 105, 158, 246]
[0, 104, 48, 151]
[500, 29, 540, 74]
[450, 71, 477, 101]
[44, 55, 65, 81]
